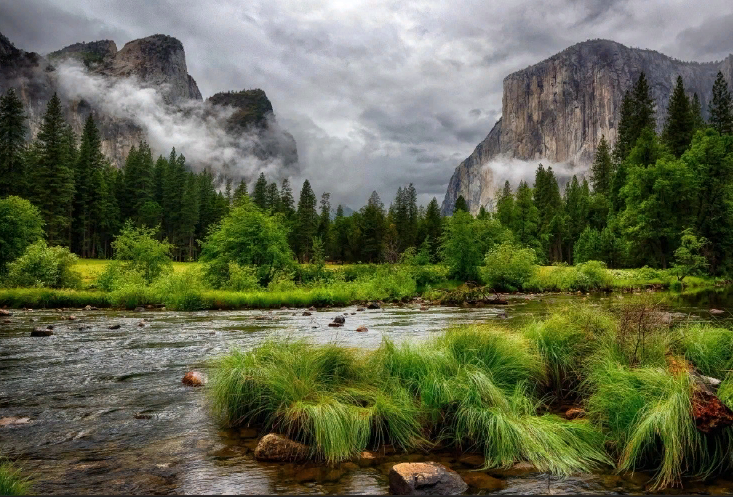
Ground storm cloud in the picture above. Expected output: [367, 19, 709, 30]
[1, 0, 732, 208]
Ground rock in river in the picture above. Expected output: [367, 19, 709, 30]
[389, 462, 468, 495]
[109, 324, 122, 330]
[0, 309, 13, 316]
[254, 433, 310, 462]
[333, 315, 346, 324]
[182, 371, 205, 387]
[367, 302, 381, 309]
[0, 416, 30, 427]
[356, 325, 368, 332]
[31, 327, 53, 336]
[134, 306, 145, 312]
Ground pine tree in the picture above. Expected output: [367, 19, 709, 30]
[179, 172, 200, 260]
[252, 172, 268, 209]
[32, 93, 76, 246]
[295, 179, 318, 261]
[72, 114, 104, 257]
[279, 178, 296, 218]
[613, 90, 636, 164]
[265, 181, 280, 212]
[0, 88, 27, 197]
[406, 183, 418, 249]
[454, 195, 468, 213]
[632, 71, 656, 135]
[423, 197, 442, 262]
[333, 204, 349, 262]
[317, 192, 332, 257]
[662, 76, 694, 157]
[361, 191, 386, 262]
[513, 180, 540, 252]
[233, 179, 248, 206]
[225, 178, 232, 205]
[708, 71, 733, 135]
[590, 135, 614, 194]
[495, 180, 515, 228]
[690, 93, 706, 132]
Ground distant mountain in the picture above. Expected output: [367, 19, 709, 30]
[442, 39, 733, 215]
[0, 32, 297, 179]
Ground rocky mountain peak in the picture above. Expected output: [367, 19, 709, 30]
[441, 39, 733, 215]
[48, 40, 118, 68]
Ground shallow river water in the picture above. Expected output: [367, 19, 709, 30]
[2, 291, 733, 495]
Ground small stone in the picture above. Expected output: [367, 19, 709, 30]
[564, 407, 586, 420]
[280, 306, 288, 310]
[333, 315, 346, 324]
[68, 315, 77, 320]
[254, 433, 310, 462]
[357, 451, 379, 467]
[710, 308, 725, 315]
[356, 325, 368, 332]
[357, 307, 366, 312]
[134, 413, 153, 420]
[146, 305, 154, 309]
[109, 324, 122, 330]
[367, 302, 381, 309]
[84, 305, 92, 311]
[328, 322, 343, 327]
[420, 305, 429, 311]
[31, 327, 53, 336]
[138, 320, 146, 327]
[2, 319, 10, 324]
[302, 311, 312, 316]
[389, 462, 468, 495]
[308, 306, 316, 312]
[0, 309, 12, 316]
[351, 312, 356, 315]
[134, 306, 145, 312]
[182, 371, 205, 387]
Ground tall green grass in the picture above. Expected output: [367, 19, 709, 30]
[0, 461, 30, 496]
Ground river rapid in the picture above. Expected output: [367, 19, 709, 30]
[2, 291, 733, 495]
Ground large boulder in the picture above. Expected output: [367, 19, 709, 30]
[254, 433, 310, 462]
[389, 462, 468, 495]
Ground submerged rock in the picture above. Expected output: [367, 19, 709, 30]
[367, 302, 381, 309]
[357, 307, 366, 312]
[182, 371, 205, 387]
[356, 326, 368, 332]
[389, 462, 468, 495]
[109, 324, 122, 330]
[460, 472, 505, 491]
[134, 306, 145, 312]
[308, 306, 316, 312]
[254, 433, 310, 462]
[0, 309, 12, 316]
[31, 327, 53, 336]
[302, 311, 312, 316]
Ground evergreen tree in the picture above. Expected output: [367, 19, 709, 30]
[361, 191, 386, 262]
[513, 180, 540, 252]
[225, 178, 232, 205]
[333, 204, 349, 262]
[708, 71, 733, 135]
[72, 114, 104, 257]
[317, 192, 332, 257]
[632, 71, 656, 136]
[32, 93, 76, 246]
[179, 172, 200, 260]
[423, 197, 443, 262]
[295, 179, 318, 261]
[406, 183, 418, 248]
[265, 181, 280, 212]
[662, 76, 694, 157]
[454, 195, 468, 213]
[590, 135, 613, 195]
[690, 93, 706, 132]
[0, 88, 27, 197]
[477, 205, 489, 219]
[252, 172, 268, 209]
[279, 178, 296, 218]
[563, 175, 590, 262]
[233, 179, 248, 206]
[495, 180, 515, 228]
[613, 90, 636, 164]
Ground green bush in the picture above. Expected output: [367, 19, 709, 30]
[152, 266, 206, 311]
[96, 260, 124, 292]
[482, 241, 538, 291]
[0, 196, 45, 274]
[111, 221, 172, 283]
[4, 241, 80, 289]
[226, 262, 261, 292]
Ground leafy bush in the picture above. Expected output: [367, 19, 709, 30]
[201, 201, 295, 287]
[0, 196, 45, 274]
[4, 241, 80, 289]
[226, 262, 261, 292]
[440, 211, 484, 282]
[152, 266, 207, 311]
[96, 260, 124, 292]
[482, 241, 538, 291]
[108, 269, 153, 309]
[111, 221, 172, 283]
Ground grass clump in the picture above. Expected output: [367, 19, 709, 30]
[0, 461, 31, 496]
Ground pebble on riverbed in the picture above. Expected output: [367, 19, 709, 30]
[31, 327, 53, 336]
[356, 326, 368, 332]
[182, 371, 205, 387]
[109, 324, 122, 330]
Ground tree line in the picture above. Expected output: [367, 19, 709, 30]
[1, 69, 732, 273]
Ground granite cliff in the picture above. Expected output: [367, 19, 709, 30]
[0, 32, 297, 177]
[442, 39, 733, 215]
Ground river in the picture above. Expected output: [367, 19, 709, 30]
[2, 291, 733, 495]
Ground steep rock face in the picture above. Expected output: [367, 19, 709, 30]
[442, 39, 733, 215]
[0, 32, 296, 174]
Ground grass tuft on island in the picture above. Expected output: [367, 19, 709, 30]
[210, 302, 733, 489]
[0, 461, 31, 496]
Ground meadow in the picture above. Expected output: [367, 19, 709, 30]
[209, 302, 733, 490]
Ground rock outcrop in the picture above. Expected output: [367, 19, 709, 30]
[389, 462, 468, 495]
[0, 32, 297, 177]
[442, 39, 733, 215]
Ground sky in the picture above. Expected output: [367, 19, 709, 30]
[1, 0, 732, 209]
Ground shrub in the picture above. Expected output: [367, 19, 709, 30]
[200, 200, 295, 287]
[225, 262, 261, 292]
[96, 260, 124, 292]
[0, 196, 45, 274]
[152, 266, 206, 311]
[4, 241, 80, 289]
[111, 221, 172, 283]
[482, 241, 538, 291]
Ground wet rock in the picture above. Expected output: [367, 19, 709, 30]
[31, 327, 53, 336]
[333, 315, 346, 324]
[109, 324, 122, 330]
[280, 306, 288, 310]
[340, 462, 359, 471]
[460, 472, 505, 491]
[564, 407, 586, 420]
[239, 427, 258, 438]
[356, 325, 368, 332]
[254, 433, 310, 462]
[134, 306, 145, 312]
[357, 451, 379, 467]
[497, 312, 508, 319]
[0, 416, 30, 427]
[367, 302, 381, 309]
[67, 315, 77, 320]
[302, 311, 312, 316]
[29, 318, 36, 322]
[182, 371, 205, 387]
[138, 320, 146, 327]
[293, 467, 321, 482]
[357, 307, 366, 312]
[146, 304, 154, 309]
[501, 461, 538, 476]
[420, 305, 430, 311]
[308, 306, 316, 312]
[328, 322, 343, 327]
[389, 462, 468, 495]
[692, 389, 733, 434]
[84, 305, 98, 311]
[710, 308, 725, 315]
[134, 412, 153, 420]
[457, 453, 484, 468]
[0, 309, 12, 316]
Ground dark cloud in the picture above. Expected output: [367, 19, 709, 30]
[2, 0, 732, 210]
